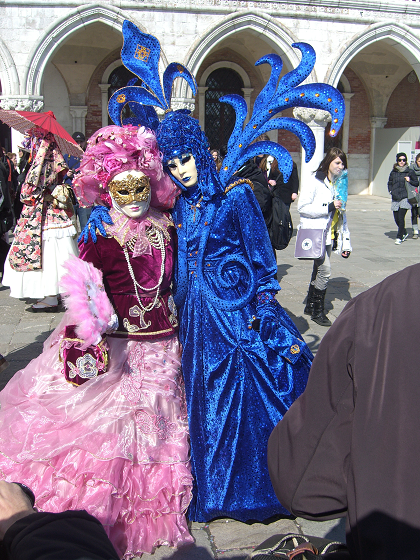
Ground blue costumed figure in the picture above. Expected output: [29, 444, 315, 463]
[85, 21, 346, 522]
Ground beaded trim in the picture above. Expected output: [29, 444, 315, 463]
[224, 178, 254, 194]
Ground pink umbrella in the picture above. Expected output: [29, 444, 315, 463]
[0, 108, 83, 157]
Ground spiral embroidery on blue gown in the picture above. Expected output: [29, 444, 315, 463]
[96, 20, 346, 523]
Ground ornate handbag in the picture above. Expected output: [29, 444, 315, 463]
[59, 325, 109, 386]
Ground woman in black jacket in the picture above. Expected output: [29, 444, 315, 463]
[388, 152, 419, 244]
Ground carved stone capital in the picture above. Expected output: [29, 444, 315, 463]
[98, 83, 111, 94]
[0, 97, 44, 111]
[69, 105, 88, 119]
[293, 107, 331, 128]
[370, 117, 387, 129]
[170, 97, 196, 113]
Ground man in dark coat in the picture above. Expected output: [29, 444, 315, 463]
[269, 160, 299, 207]
[237, 158, 272, 228]
[268, 263, 420, 560]
[0, 481, 119, 560]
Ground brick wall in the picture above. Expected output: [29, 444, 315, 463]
[385, 72, 420, 128]
[85, 49, 120, 138]
[277, 108, 301, 152]
[345, 67, 371, 154]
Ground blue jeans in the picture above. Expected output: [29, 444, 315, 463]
[75, 205, 92, 231]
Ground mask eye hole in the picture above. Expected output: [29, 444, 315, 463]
[167, 161, 177, 170]
[118, 189, 129, 196]
[135, 187, 145, 195]
[180, 154, 192, 165]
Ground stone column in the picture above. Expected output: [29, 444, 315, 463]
[241, 87, 254, 123]
[171, 98, 195, 114]
[342, 93, 354, 154]
[197, 87, 208, 130]
[369, 117, 387, 195]
[293, 108, 331, 188]
[99, 83, 110, 128]
[11, 129, 25, 157]
[69, 106, 88, 135]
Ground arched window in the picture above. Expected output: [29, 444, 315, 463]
[108, 65, 142, 125]
[205, 68, 244, 150]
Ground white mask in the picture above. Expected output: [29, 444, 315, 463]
[167, 153, 198, 188]
[109, 170, 151, 219]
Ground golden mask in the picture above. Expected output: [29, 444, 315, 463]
[108, 174, 151, 205]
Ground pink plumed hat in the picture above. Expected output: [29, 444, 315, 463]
[73, 124, 179, 210]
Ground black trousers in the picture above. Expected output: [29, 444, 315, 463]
[0, 237, 10, 275]
[393, 208, 408, 240]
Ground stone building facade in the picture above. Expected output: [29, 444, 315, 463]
[0, 0, 419, 196]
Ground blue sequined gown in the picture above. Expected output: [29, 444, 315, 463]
[172, 180, 312, 522]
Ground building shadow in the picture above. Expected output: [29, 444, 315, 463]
[0, 331, 53, 390]
[325, 517, 346, 542]
[281, 306, 321, 354]
[154, 544, 214, 559]
[325, 276, 351, 312]
[384, 229, 397, 240]
[276, 263, 293, 282]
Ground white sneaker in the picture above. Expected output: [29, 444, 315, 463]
[395, 238, 402, 245]
[402, 233, 409, 242]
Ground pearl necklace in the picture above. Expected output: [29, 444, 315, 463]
[123, 225, 166, 314]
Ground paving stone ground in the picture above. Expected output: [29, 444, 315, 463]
[0, 194, 418, 558]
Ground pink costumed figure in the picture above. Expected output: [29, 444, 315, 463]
[0, 125, 193, 559]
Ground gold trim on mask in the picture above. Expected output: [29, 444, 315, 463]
[108, 174, 151, 205]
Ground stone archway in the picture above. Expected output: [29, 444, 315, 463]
[23, 4, 141, 98]
[0, 38, 19, 99]
[0, 37, 22, 119]
[325, 22, 420, 195]
[326, 22, 420, 88]
[177, 11, 305, 103]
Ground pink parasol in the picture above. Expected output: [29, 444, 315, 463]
[0, 108, 83, 157]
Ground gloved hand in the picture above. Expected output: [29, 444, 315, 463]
[256, 291, 281, 342]
[78, 206, 113, 244]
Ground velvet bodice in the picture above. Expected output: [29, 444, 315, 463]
[78, 223, 178, 340]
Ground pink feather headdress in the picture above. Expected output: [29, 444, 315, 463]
[73, 124, 179, 210]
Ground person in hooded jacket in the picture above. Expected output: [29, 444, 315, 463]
[388, 152, 419, 244]
[409, 152, 420, 239]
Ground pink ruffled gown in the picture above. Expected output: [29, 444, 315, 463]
[0, 208, 193, 559]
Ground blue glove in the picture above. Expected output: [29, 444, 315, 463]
[78, 206, 113, 244]
[256, 291, 281, 342]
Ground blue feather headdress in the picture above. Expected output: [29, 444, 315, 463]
[108, 21, 345, 187]
[108, 21, 197, 131]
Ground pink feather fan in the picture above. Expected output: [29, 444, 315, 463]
[60, 256, 116, 349]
